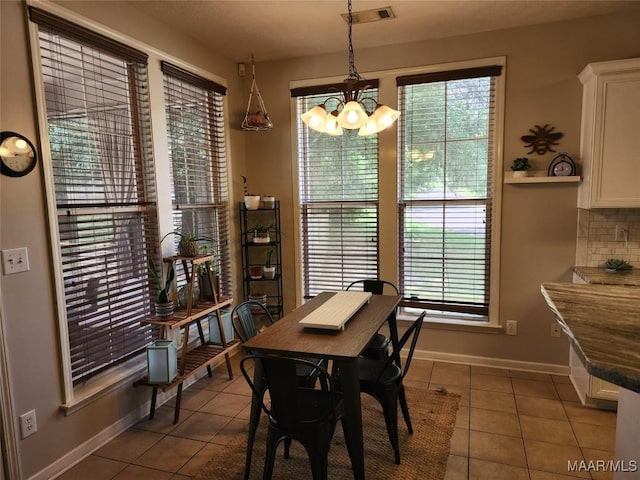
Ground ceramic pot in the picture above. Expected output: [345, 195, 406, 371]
[249, 266, 263, 279]
[244, 195, 260, 210]
[261, 196, 275, 209]
[154, 301, 174, 318]
[263, 266, 276, 279]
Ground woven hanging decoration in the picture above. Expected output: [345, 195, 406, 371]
[241, 55, 273, 131]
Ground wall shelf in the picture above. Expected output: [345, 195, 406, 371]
[504, 172, 581, 184]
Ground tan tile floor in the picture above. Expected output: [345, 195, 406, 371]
[55, 357, 617, 480]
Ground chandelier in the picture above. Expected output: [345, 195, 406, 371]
[301, 0, 399, 136]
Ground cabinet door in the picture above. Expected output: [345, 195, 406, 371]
[595, 73, 640, 207]
[579, 60, 640, 208]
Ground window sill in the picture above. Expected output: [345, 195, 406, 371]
[60, 355, 147, 416]
[397, 313, 503, 334]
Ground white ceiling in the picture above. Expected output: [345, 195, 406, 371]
[126, 0, 640, 63]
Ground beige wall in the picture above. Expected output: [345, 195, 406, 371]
[2, 1, 640, 477]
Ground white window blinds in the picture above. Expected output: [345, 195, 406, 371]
[296, 92, 379, 297]
[31, 7, 158, 384]
[161, 63, 231, 295]
[397, 66, 501, 318]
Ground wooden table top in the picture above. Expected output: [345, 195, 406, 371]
[242, 292, 401, 360]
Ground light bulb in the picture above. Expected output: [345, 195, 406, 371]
[337, 101, 367, 129]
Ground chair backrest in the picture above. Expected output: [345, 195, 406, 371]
[231, 301, 274, 342]
[346, 279, 399, 296]
[240, 354, 339, 429]
[382, 311, 426, 380]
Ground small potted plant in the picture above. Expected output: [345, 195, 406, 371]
[251, 224, 273, 244]
[162, 231, 212, 257]
[148, 258, 175, 318]
[242, 176, 260, 210]
[249, 265, 263, 279]
[261, 194, 276, 209]
[263, 249, 276, 279]
[511, 157, 531, 177]
[604, 258, 633, 272]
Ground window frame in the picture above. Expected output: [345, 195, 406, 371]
[290, 58, 505, 327]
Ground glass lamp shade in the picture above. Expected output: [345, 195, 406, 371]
[374, 104, 400, 129]
[337, 101, 368, 129]
[301, 105, 328, 132]
[358, 115, 379, 136]
[325, 112, 344, 135]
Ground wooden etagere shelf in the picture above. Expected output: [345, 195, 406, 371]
[135, 254, 235, 424]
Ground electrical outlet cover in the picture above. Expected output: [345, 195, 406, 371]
[19, 409, 37, 438]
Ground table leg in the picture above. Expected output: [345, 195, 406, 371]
[335, 357, 365, 480]
[244, 358, 264, 480]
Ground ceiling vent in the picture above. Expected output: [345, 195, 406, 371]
[341, 6, 395, 24]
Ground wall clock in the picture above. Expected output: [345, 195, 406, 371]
[547, 152, 576, 177]
[0, 131, 38, 177]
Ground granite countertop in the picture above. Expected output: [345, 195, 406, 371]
[540, 282, 640, 393]
[574, 266, 640, 286]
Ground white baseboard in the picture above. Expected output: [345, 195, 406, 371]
[412, 348, 570, 376]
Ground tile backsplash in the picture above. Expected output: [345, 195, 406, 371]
[576, 208, 640, 267]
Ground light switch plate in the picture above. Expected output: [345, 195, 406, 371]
[2, 247, 29, 275]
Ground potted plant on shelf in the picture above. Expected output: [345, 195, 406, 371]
[251, 224, 273, 244]
[511, 157, 531, 178]
[162, 231, 213, 257]
[148, 258, 175, 318]
[263, 249, 276, 279]
[604, 258, 633, 272]
[249, 265, 263, 279]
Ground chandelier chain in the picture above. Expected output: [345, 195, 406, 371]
[347, 0, 360, 80]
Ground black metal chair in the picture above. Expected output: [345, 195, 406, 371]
[346, 279, 400, 360]
[232, 301, 329, 479]
[240, 354, 346, 480]
[231, 300, 327, 388]
[356, 310, 426, 464]
[231, 300, 274, 343]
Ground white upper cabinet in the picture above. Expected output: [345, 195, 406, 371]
[578, 58, 640, 208]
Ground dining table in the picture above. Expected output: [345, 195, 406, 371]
[241, 291, 401, 480]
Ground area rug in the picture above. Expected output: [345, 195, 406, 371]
[195, 387, 460, 480]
